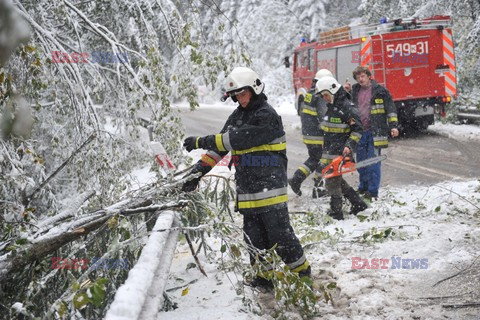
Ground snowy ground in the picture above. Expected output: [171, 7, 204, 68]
[156, 101, 480, 319]
[158, 179, 480, 320]
[428, 121, 480, 141]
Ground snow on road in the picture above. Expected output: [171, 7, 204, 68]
[159, 179, 480, 319]
[157, 102, 480, 319]
[429, 121, 480, 141]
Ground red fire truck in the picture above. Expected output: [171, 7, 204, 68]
[293, 16, 456, 130]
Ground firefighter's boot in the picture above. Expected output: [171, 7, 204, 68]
[328, 196, 344, 220]
[288, 170, 307, 196]
[298, 265, 312, 279]
[312, 177, 328, 199]
[246, 276, 274, 291]
[344, 187, 368, 215]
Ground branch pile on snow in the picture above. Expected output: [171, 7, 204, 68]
[0, 184, 189, 283]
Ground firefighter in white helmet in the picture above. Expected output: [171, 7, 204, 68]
[315, 76, 368, 220]
[182, 67, 311, 289]
[288, 69, 333, 198]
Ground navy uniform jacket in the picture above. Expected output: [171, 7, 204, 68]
[301, 88, 327, 146]
[192, 93, 288, 214]
[320, 87, 363, 165]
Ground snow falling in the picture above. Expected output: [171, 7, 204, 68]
[0, 0, 479, 319]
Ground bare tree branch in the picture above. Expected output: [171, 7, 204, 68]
[26, 133, 96, 203]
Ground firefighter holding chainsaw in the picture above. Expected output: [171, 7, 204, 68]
[315, 76, 368, 220]
[288, 69, 332, 198]
[182, 67, 311, 289]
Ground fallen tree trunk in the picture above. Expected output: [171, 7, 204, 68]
[0, 196, 188, 283]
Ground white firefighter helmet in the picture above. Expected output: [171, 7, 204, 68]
[314, 69, 333, 81]
[315, 76, 341, 95]
[224, 67, 265, 95]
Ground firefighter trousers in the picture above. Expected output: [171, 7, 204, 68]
[243, 207, 308, 275]
[298, 144, 323, 176]
[357, 131, 382, 197]
[324, 175, 352, 197]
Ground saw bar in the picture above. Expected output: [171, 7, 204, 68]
[322, 155, 387, 179]
[354, 155, 387, 169]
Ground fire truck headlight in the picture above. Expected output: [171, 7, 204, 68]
[361, 37, 367, 42]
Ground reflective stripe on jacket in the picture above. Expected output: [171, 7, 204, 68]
[301, 89, 327, 146]
[321, 87, 363, 164]
[193, 93, 289, 214]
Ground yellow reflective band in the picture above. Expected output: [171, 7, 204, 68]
[320, 158, 333, 164]
[374, 140, 388, 147]
[201, 154, 217, 167]
[304, 93, 313, 103]
[302, 108, 318, 116]
[388, 116, 398, 123]
[298, 166, 309, 176]
[195, 137, 200, 149]
[237, 194, 288, 209]
[321, 126, 351, 133]
[215, 134, 226, 151]
[303, 138, 324, 145]
[231, 142, 286, 155]
[375, 98, 384, 104]
[350, 135, 360, 142]
[291, 260, 310, 273]
[371, 109, 385, 114]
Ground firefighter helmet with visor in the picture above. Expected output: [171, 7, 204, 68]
[314, 69, 333, 81]
[225, 67, 265, 96]
[315, 76, 341, 95]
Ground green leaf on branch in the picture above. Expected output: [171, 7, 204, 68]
[89, 283, 106, 307]
[326, 282, 337, 289]
[230, 244, 241, 258]
[73, 292, 88, 309]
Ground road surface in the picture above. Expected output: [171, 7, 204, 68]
[179, 104, 480, 191]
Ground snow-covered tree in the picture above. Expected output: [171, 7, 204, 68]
[0, 0, 243, 317]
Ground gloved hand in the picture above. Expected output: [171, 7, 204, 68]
[181, 175, 201, 192]
[183, 136, 204, 152]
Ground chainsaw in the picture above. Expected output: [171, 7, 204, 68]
[321, 154, 387, 179]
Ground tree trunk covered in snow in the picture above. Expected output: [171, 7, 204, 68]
[0, 0, 242, 317]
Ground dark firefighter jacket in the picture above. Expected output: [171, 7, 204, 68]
[191, 93, 288, 214]
[351, 80, 398, 148]
[301, 88, 327, 146]
[320, 87, 363, 165]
